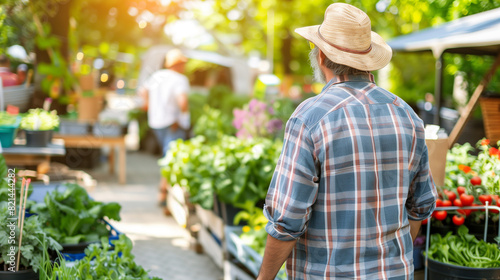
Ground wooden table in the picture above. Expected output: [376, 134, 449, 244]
[53, 134, 126, 184]
[3, 139, 66, 166]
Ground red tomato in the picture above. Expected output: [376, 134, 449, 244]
[460, 194, 475, 206]
[471, 176, 482, 186]
[457, 186, 467, 195]
[479, 194, 493, 205]
[434, 210, 447, 221]
[452, 215, 465, 226]
[442, 200, 452, 207]
[458, 209, 472, 216]
[471, 203, 481, 212]
[435, 199, 443, 207]
[492, 195, 499, 202]
[497, 198, 500, 206]
[445, 190, 457, 202]
[453, 199, 462, 207]
[421, 218, 428, 225]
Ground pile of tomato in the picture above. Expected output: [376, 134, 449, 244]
[423, 176, 500, 226]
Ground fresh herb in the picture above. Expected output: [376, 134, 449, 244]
[0, 203, 62, 272]
[40, 235, 162, 279]
[427, 225, 500, 268]
[30, 183, 121, 244]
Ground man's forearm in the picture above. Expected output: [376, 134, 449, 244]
[257, 234, 296, 280]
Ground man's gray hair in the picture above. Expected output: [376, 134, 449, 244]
[311, 47, 369, 76]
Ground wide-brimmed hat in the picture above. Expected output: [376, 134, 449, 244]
[165, 48, 188, 68]
[295, 3, 392, 71]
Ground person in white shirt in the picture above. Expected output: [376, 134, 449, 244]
[139, 48, 190, 208]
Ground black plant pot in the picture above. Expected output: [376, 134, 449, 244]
[426, 256, 500, 280]
[0, 268, 38, 280]
[25, 129, 53, 147]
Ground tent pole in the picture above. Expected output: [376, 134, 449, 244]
[434, 54, 444, 126]
[448, 52, 500, 148]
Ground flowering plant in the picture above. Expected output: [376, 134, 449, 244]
[233, 99, 283, 139]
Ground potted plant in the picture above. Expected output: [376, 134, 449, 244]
[0, 203, 62, 279]
[30, 182, 121, 260]
[425, 226, 500, 280]
[0, 112, 21, 148]
[20, 108, 59, 147]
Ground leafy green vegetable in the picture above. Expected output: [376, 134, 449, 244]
[160, 135, 282, 210]
[0, 203, 62, 272]
[0, 112, 18, 126]
[20, 108, 60, 130]
[40, 234, 162, 279]
[427, 225, 500, 268]
[31, 183, 121, 244]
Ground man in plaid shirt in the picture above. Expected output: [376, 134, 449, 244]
[258, 3, 437, 280]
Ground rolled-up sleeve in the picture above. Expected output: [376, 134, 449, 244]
[264, 117, 319, 241]
[406, 143, 438, 221]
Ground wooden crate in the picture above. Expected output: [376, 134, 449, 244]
[167, 185, 193, 229]
[224, 260, 255, 280]
[195, 204, 225, 241]
[480, 97, 500, 143]
[198, 226, 224, 269]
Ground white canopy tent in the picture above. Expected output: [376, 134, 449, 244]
[387, 7, 500, 147]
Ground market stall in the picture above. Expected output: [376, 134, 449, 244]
[387, 7, 500, 147]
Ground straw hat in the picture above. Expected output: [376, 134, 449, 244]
[295, 3, 392, 71]
[165, 48, 188, 68]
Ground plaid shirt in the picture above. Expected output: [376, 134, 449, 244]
[264, 73, 437, 280]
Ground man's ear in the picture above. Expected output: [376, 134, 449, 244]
[318, 48, 327, 66]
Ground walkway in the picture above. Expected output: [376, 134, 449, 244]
[85, 151, 223, 280]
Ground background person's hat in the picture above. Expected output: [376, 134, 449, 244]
[165, 48, 188, 68]
[295, 3, 392, 71]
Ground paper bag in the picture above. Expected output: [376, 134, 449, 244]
[425, 138, 449, 187]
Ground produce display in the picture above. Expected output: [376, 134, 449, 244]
[161, 135, 282, 210]
[40, 235, 161, 280]
[427, 225, 500, 268]
[30, 183, 121, 245]
[428, 139, 500, 229]
[0, 203, 62, 273]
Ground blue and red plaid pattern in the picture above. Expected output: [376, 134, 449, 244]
[264, 73, 437, 280]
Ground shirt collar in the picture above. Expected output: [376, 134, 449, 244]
[322, 73, 375, 92]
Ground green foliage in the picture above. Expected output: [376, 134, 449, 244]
[193, 105, 235, 143]
[160, 135, 282, 209]
[20, 108, 60, 131]
[427, 225, 500, 268]
[188, 93, 209, 127]
[206, 85, 250, 116]
[0, 155, 34, 210]
[0, 204, 62, 272]
[0, 7, 13, 53]
[40, 234, 162, 280]
[30, 183, 121, 245]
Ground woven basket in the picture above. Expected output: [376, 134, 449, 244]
[479, 97, 500, 144]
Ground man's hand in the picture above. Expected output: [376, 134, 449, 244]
[257, 235, 296, 280]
